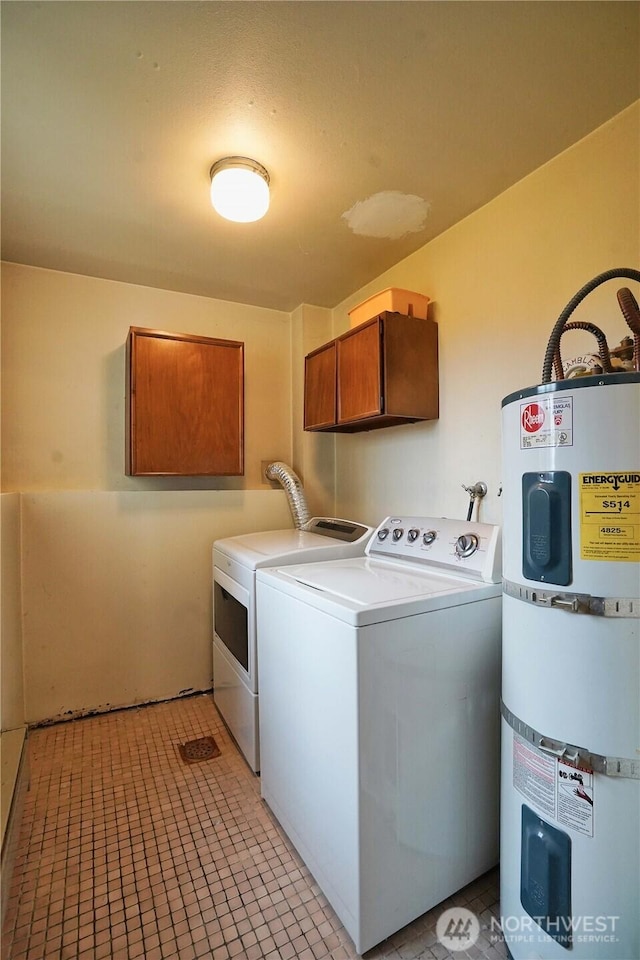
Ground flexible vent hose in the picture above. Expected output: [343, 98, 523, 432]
[552, 320, 613, 380]
[541, 268, 640, 384]
[616, 288, 640, 372]
[265, 462, 310, 530]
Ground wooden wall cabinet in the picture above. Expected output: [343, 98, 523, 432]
[126, 327, 244, 476]
[304, 312, 438, 432]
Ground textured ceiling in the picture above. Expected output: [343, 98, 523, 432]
[2, 1, 639, 311]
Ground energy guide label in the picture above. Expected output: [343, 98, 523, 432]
[580, 471, 640, 562]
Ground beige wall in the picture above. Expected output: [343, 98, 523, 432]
[1, 494, 24, 732]
[0, 493, 27, 858]
[291, 304, 336, 517]
[19, 490, 292, 724]
[1, 267, 298, 723]
[330, 102, 640, 528]
[1, 264, 293, 492]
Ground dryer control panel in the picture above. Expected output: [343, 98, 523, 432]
[368, 516, 502, 583]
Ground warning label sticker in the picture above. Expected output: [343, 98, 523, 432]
[512, 735, 556, 818]
[520, 396, 573, 449]
[557, 760, 594, 838]
[580, 472, 640, 562]
[512, 735, 595, 837]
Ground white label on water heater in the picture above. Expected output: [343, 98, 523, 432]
[519, 396, 573, 449]
[513, 734, 595, 837]
[512, 734, 556, 817]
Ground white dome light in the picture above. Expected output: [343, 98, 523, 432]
[209, 157, 270, 223]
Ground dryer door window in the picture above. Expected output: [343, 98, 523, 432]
[214, 580, 249, 671]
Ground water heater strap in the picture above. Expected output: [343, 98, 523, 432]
[503, 579, 639, 618]
[501, 701, 640, 780]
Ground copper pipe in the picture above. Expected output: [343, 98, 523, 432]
[557, 321, 612, 376]
[616, 288, 640, 372]
[553, 347, 564, 380]
[542, 269, 640, 383]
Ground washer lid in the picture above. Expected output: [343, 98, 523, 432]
[280, 557, 479, 606]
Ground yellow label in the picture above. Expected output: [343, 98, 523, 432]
[579, 472, 640, 562]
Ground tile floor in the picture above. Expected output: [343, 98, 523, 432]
[2, 694, 508, 960]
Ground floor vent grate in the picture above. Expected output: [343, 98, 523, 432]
[178, 735, 221, 763]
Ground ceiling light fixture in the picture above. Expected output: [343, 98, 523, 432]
[209, 157, 270, 223]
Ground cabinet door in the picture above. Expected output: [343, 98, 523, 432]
[127, 327, 244, 476]
[337, 319, 382, 423]
[382, 312, 439, 420]
[304, 342, 336, 429]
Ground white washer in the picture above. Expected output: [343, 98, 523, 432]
[212, 517, 373, 772]
[256, 515, 502, 954]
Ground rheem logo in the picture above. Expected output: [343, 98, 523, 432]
[522, 402, 545, 433]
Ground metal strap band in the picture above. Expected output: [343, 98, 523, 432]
[501, 700, 640, 780]
[503, 578, 639, 618]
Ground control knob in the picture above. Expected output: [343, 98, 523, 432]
[377, 528, 390, 541]
[392, 528, 404, 542]
[455, 533, 479, 558]
[407, 528, 420, 543]
[422, 530, 437, 545]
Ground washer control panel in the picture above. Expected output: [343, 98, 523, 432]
[368, 516, 501, 583]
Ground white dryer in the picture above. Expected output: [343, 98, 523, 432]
[256, 515, 502, 954]
[212, 517, 373, 772]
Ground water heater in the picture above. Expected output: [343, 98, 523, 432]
[500, 270, 640, 960]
